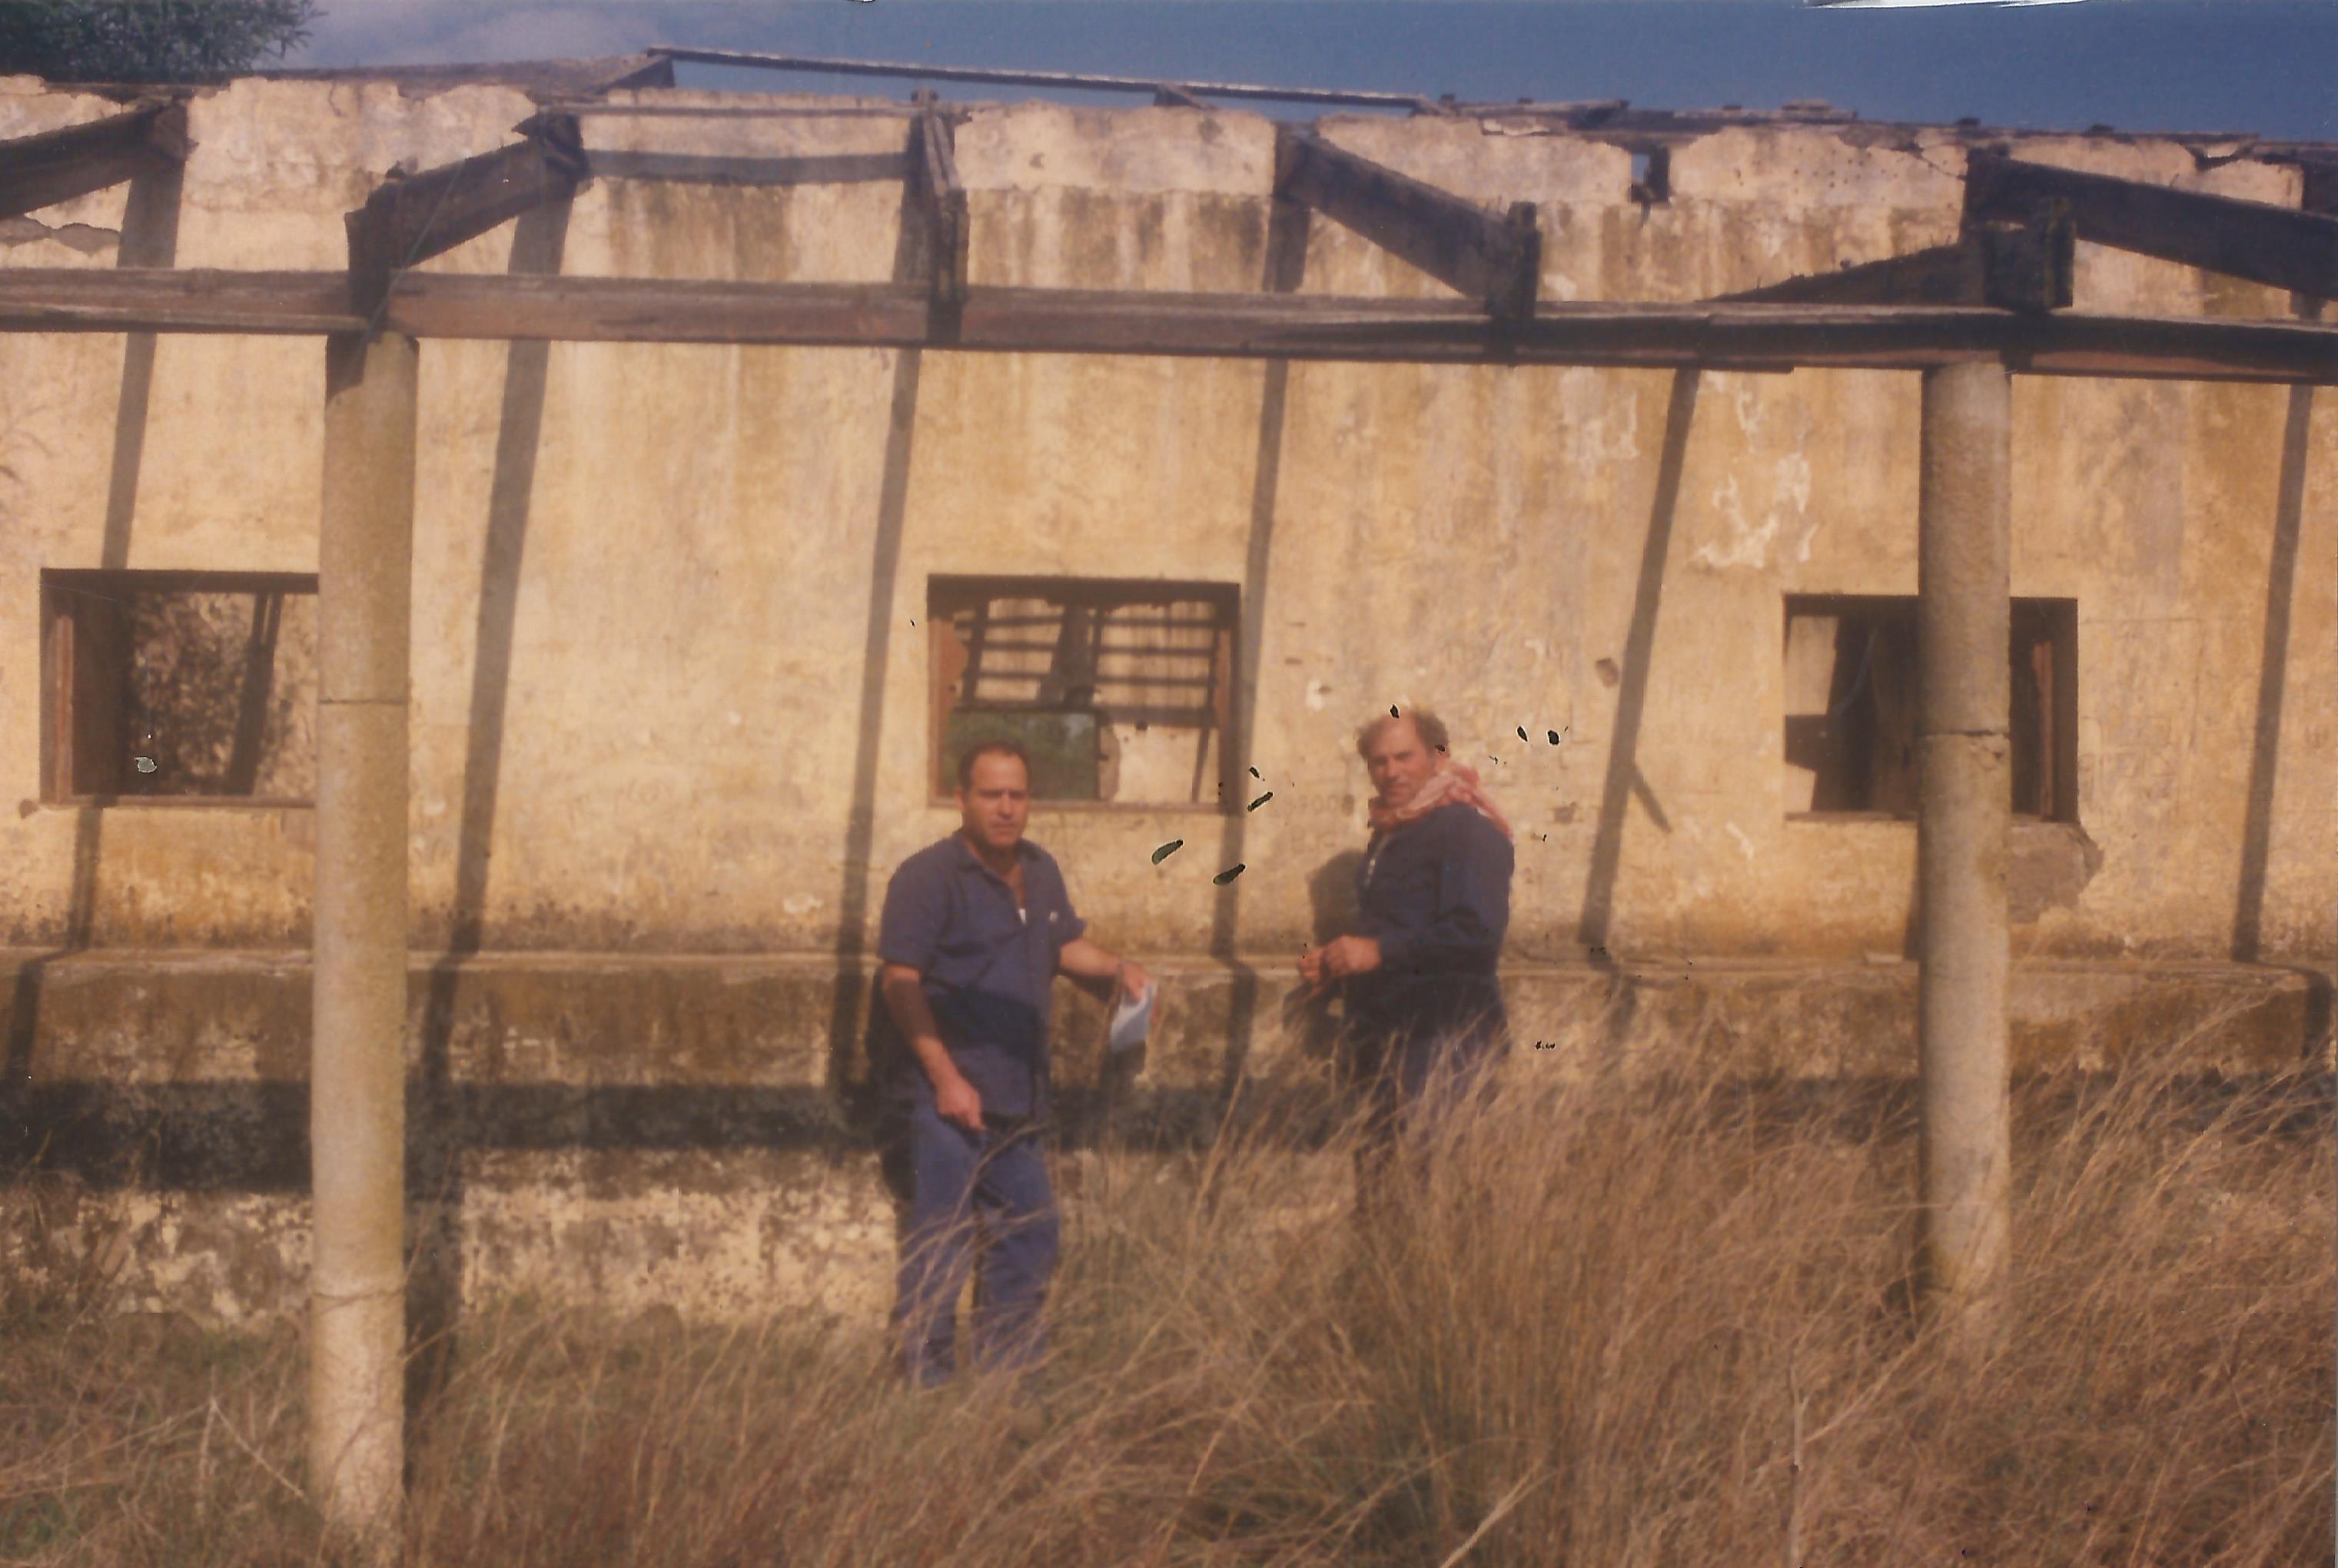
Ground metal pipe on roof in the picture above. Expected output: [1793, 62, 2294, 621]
[646, 45, 1433, 108]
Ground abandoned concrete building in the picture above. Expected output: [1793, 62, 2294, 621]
[2, 55, 2332, 1338]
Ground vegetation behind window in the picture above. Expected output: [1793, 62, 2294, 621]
[1783, 594, 2077, 821]
[928, 576, 1237, 808]
[42, 570, 317, 804]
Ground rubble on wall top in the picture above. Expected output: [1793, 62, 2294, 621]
[18, 48, 2333, 159]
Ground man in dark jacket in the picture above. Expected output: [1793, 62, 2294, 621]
[870, 740, 1150, 1390]
[1300, 709, 1513, 1195]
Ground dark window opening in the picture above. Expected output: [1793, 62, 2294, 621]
[928, 575, 1237, 808]
[1783, 594, 2077, 821]
[1629, 145, 1671, 206]
[42, 570, 318, 805]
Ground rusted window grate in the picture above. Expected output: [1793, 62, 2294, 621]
[1782, 593, 2077, 822]
[928, 575, 1238, 806]
[41, 570, 319, 806]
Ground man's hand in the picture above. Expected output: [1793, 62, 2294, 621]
[1115, 961, 1153, 1003]
[933, 1071, 984, 1133]
[1297, 945, 1327, 991]
[1317, 935, 1383, 979]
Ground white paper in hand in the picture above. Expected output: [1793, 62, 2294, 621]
[1107, 982, 1155, 1056]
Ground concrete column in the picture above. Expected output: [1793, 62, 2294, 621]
[1915, 358, 2013, 1326]
[310, 330, 417, 1548]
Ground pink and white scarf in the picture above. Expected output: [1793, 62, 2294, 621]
[1367, 761, 1513, 840]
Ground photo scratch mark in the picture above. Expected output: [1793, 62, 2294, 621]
[1151, 839, 1184, 865]
[1247, 791, 1274, 811]
[1213, 863, 1246, 885]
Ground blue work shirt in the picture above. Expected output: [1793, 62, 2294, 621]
[869, 833, 1087, 1119]
[1347, 802, 1513, 1052]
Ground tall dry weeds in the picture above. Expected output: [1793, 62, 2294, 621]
[1, 1030, 2326, 1565]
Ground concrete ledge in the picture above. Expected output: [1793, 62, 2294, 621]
[4, 947, 2327, 1091]
[4, 948, 2323, 1325]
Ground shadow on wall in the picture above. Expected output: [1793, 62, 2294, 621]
[1576, 367, 1699, 1054]
[4, 159, 184, 1100]
[824, 123, 942, 1126]
[2232, 350, 2316, 967]
[1202, 194, 1313, 1117]
[410, 193, 574, 1426]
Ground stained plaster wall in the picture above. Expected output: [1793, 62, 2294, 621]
[3, 78, 2330, 1324]
[1, 78, 2330, 970]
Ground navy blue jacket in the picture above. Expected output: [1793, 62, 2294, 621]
[1347, 802, 1513, 1050]
[869, 834, 1086, 1118]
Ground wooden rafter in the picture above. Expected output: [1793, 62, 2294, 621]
[1273, 128, 1541, 321]
[908, 100, 968, 307]
[0, 103, 188, 221]
[343, 114, 586, 314]
[4, 267, 2335, 383]
[1966, 150, 2338, 300]
[1719, 214, 2074, 314]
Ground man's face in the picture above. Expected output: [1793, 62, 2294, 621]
[1364, 718, 1439, 809]
[957, 751, 1031, 852]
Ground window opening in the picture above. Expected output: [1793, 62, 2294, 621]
[929, 575, 1238, 807]
[42, 570, 319, 804]
[1782, 594, 2076, 821]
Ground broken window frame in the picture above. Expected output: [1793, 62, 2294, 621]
[39, 567, 320, 809]
[1782, 593, 2078, 824]
[927, 573, 1240, 811]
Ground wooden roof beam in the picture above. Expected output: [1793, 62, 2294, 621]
[5, 269, 2334, 384]
[343, 113, 585, 314]
[1274, 127, 1539, 322]
[0, 103, 188, 221]
[1966, 149, 2338, 301]
[908, 98, 968, 308]
[1719, 213, 2074, 314]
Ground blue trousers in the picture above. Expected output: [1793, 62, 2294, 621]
[1350, 1012, 1507, 1227]
[892, 1100, 1059, 1390]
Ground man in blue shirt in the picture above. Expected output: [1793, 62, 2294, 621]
[1300, 709, 1513, 1204]
[871, 740, 1150, 1390]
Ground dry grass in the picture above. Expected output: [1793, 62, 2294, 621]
[2, 1035, 2328, 1566]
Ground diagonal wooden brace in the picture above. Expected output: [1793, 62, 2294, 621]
[1966, 148, 2337, 301]
[0, 102, 188, 221]
[1274, 126, 1539, 322]
[343, 113, 585, 318]
[907, 99, 969, 309]
[1719, 211, 2073, 314]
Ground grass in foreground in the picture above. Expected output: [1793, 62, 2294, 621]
[2, 1035, 2328, 1566]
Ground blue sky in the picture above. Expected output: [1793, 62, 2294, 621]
[288, 2, 2335, 141]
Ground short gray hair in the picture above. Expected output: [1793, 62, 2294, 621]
[1355, 707, 1450, 761]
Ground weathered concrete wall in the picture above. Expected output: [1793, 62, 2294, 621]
[2, 80, 2329, 968]
[2, 946, 2323, 1321]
